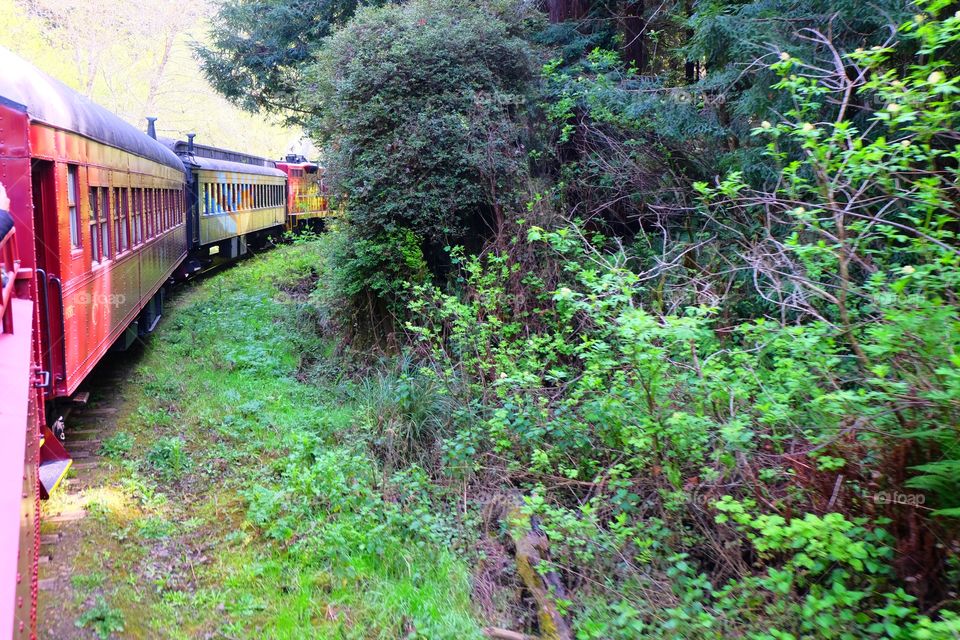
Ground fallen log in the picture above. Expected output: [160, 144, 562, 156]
[483, 627, 538, 640]
[505, 506, 574, 640]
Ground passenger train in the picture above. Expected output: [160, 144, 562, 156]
[0, 47, 330, 638]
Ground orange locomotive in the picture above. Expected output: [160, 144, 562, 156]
[275, 155, 331, 232]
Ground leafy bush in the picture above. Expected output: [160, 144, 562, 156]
[75, 596, 124, 639]
[145, 436, 192, 481]
[398, 7, 960, 633]
[301, 0, 538, 332]
[99, 432, 134, 458]
[305, 0, 534, 241]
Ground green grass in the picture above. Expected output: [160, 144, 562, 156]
[57, 241, 483, 639]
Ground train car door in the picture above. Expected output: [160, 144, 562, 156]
[30, 159, 64, 394]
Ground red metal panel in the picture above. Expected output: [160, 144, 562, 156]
[0, 99, 39, 640]
[25, 121, 187, 398]
[0, 102, 36, 275]
[0, 299, 39, 640]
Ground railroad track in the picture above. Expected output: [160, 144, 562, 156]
[35, 363, 134, 637]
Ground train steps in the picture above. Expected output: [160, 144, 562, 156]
[38, 425, 72, 499]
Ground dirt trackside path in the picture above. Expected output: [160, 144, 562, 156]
[38, 240, 482, 639]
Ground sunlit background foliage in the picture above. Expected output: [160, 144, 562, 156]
[0, 0, 308, 158]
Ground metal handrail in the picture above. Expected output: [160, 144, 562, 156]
[48, 274, 67, 387]
[35, 268, 52, 393]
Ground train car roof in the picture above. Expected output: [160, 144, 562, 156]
[162, 138, 286, 178]
[275, 154, 319, 169]
[0, 47, 184, 173]
[191, 156, 287, 178]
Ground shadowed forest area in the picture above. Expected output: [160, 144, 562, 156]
[20, 0, 960, 637]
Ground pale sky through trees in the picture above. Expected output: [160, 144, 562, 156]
[0, 0, 313, 160]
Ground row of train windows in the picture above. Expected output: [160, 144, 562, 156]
[65, 167, 184, 264]
[201, 182, 285, 215]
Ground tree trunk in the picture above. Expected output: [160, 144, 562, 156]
[547, 0, 589, 23]
[143, 31, 177, 120]
[621, 1, 648, 72]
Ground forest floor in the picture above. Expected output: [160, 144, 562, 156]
[37, 239, 484, 639]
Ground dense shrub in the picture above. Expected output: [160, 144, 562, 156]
[399, 4, 960, 635]
[303, 0, 535, 241]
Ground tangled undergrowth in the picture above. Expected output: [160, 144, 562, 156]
[304, 5, 960, 638]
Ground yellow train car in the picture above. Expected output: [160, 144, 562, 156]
[164, 136, 287, 271]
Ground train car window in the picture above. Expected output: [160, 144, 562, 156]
[99, 187, 111, 260]
[144, 189, 152, 238]
[161, 190, 167, 230]
[122, 188, 131, 252]
[114, 188, 128, 253]
[89, 189, 100, 262]
[67, 165, 81, 249]
[147, 189, 153, 234]
[203, 183, 210, 216]
[140, 189, 147, 241]
[132, 189, 142, 245]
[152, 189, 159, 233]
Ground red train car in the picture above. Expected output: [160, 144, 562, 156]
[275, 155, 330, 231]
[0, 99, 43, 638]
[0, 46, 187, 639]
[0, 47, 187, 401]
